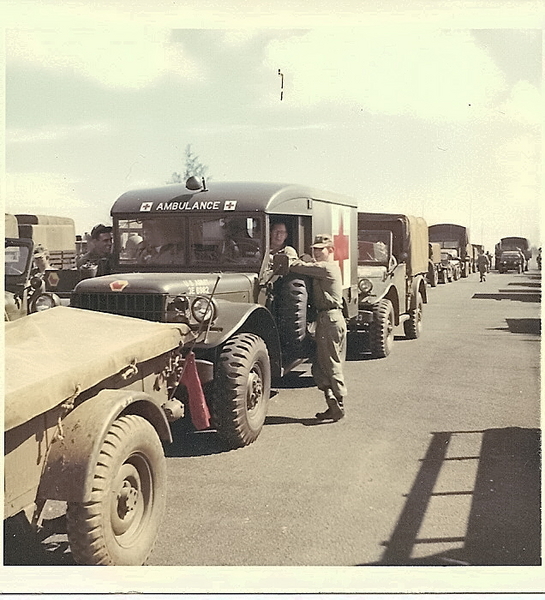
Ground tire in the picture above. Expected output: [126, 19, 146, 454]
[213, 333, 271, 448]
[369, 299, 395, 358]
[66, 415, 166, 566]
[517, 264, 522, 274]
[453, 268, 460, 281]
[440, 270, 448, 284]
[276, 275, 309, 356]
[404, 292, 423, 340]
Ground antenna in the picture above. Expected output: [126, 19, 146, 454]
[278, 69, 284, 101]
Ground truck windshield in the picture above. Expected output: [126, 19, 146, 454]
[5, 242, 30, 276]
[358, 230, 391, 265]
[116, 215, 263, 270]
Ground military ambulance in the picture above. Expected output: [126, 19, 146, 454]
[72, 178, 358, 448]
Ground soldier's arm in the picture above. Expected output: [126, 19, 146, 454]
[290, 258, 328, 279]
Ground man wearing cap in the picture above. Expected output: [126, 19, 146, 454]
[31, 244, 52, 275]
[289, 234, 347, 421]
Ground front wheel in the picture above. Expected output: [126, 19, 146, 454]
[369, 299, 395, 358]
[213, 333, 271, 448]
[404, 292, 423, 340]
[66, 415, 166, 566]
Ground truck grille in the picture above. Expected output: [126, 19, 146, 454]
[71, 293, 166, 322]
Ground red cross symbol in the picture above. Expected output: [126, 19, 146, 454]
[334, 215, 350, 283]
[224, 200, 237, 211]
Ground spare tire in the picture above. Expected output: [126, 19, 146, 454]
[275, 274, 310, 356]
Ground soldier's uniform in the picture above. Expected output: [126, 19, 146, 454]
[290, 236, 347, 421]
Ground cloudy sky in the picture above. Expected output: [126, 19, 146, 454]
[4, 2, 543, 254]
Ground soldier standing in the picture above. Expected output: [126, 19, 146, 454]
[289, 234, 347, 421]
[477, 249, 490, 282]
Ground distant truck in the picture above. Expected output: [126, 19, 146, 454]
[428, 223, 473, 278]
[471, 244, 484, 273]
[427, 242, 442, 287]
[495, 237, 531, 271]
[5, 213, 63, 320]
[71, 177, 360, 449]
[355, 212, 429, 358]
[5, 307, 196, 565]
[12, 214, 84, 304]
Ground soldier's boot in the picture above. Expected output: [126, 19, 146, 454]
[315, 390, 345, 421]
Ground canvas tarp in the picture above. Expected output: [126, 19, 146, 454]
[5, 306, 192, 432]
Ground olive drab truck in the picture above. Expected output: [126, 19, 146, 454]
[71, 178, 359, 449]
[495, 236, 531, 271]
[427, 242, 442, 287]
[5, 213, 81, 320]
[428, 223, 473, 278]
[354, 212, 429, 358]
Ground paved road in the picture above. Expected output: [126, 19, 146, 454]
[4, 268, 540, 576]
[149, 267, 541, 567]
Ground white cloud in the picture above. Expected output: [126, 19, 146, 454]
[263, 29, 507, 122]
[5, 172, 87, 215]
[7, 28, 203, 89]
[501, 80, 542, 126]
[7, 122, 112, 143]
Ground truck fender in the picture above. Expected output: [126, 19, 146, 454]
[410, 275, 428, 307]
[37, 389, 172, 503]
[194, 301, 282, 379]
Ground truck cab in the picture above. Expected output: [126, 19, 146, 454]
[355, 212, 429, 358]
[71, 178, 358, 448]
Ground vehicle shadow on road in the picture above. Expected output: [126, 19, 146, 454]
[165, 418, 233, 457]
[489, 318, 541, 335]
[360, 427, 541, 566]
[4, 513, 75, 566]
[472, 291, 541, 303]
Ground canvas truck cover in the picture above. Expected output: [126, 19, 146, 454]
[358, 212, 429, 276]
[16, 214, 76, 253]
[5, 306, 191, 432]
[5, 214, 19, 238]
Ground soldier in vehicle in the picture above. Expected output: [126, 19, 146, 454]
[31, 244, 51, 275]
[289, 234, 347, 422]
[269, 220, 298, 261]
[77, 224, 113, 275]
[136, 219, 184, 265]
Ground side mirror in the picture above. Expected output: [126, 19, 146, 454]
[272, 253, 289, 276]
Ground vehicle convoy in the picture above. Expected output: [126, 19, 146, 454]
[438, 249, 461, 284]
[5, 306, 195, 566]
[355, 212, 429, 358]
[498, 250, 524, 273]
[71, 177, 359, 448]
[427, 242, 441, 287]
[428, 223, 473, 278]
[4, 213, 82, 320]
[495, 236, 531, 271]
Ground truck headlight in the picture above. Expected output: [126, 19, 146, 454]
[191, 296, 217, 323]
[31, 293, 60, 312]
[358, 278, 373, 295]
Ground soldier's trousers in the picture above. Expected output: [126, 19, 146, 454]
[311, 308, 348, 401]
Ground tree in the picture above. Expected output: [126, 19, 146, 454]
[168, 144, 209, 184]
